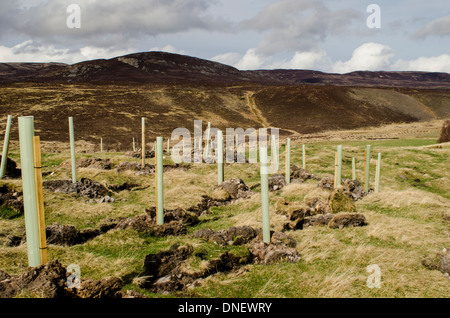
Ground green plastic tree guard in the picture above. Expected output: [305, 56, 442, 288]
[0, 115, 12, 179]
[352, 157, 356, 180]
[364, 145, 371, 192]
[302, 144, 306, 170]
[68, 117, 77, 183]
[285, 138, 291, 184]
[156, 137, 164, 225]
[260, 146, 270, 243]
[18, 116, 41, 267]
[217, 130, 224, 185]
[336, 145, 343, 186]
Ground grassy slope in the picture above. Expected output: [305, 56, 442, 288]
[0, 126, 449, 298]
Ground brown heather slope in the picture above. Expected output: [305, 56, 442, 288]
[0, 51, 449, 149]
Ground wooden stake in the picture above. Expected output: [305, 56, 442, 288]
[33, 136, 47, 264]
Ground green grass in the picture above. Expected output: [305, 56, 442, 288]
[0, 130, 449, 298]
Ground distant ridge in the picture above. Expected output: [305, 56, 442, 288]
[1, 51, 449, 89]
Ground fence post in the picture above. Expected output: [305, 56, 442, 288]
[375, 153, 381, 193]
[68, 117, 77, 183]
[18, 116, 41, 267]
[33, 136, 47, 264]
[156, 137, 164, 225]
[217, 130, 224, 185]
[133, 138, 136, 152]
[260, 146, 271, 244]
[364, 145, 371, 192]
[0, 115, 12, 179]
[285, 138, 291, 184]
[141, 118, 146, 167]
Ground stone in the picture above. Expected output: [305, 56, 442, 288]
[328, 213, 367, 229]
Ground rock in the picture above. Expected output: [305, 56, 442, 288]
[268, 174, 287, 191]
[328, 186, 356, 213]
[438, 120, 450, 143]
[328, 213, 367, 229]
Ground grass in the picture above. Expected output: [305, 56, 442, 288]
[0, 123, 449, 298]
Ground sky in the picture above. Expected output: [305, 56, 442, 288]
[0, 0, 449, 73]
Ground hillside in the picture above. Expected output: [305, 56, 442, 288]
[0, 51, 449, 149]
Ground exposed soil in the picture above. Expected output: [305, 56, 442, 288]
[0, 156, 21, 179]
[137, 227, 301, 294]
[0, 183, 23, 216]
[0, 259, 139, 298]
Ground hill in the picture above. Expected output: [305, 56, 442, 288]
[0, 51, 449, 149]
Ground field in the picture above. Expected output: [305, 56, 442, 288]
[0, 119, 449, 298]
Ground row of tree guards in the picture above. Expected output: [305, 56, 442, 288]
[0, 115, 382, 264]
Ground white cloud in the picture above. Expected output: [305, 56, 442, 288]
[235, 49, 266, 70]
[0, 40, 136, 64]
[332, 42, 395, 73]
[392, 54, 450, 73]
[269, 50, 331, 70]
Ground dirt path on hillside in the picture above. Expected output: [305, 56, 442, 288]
[246, 91, 271, 128]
